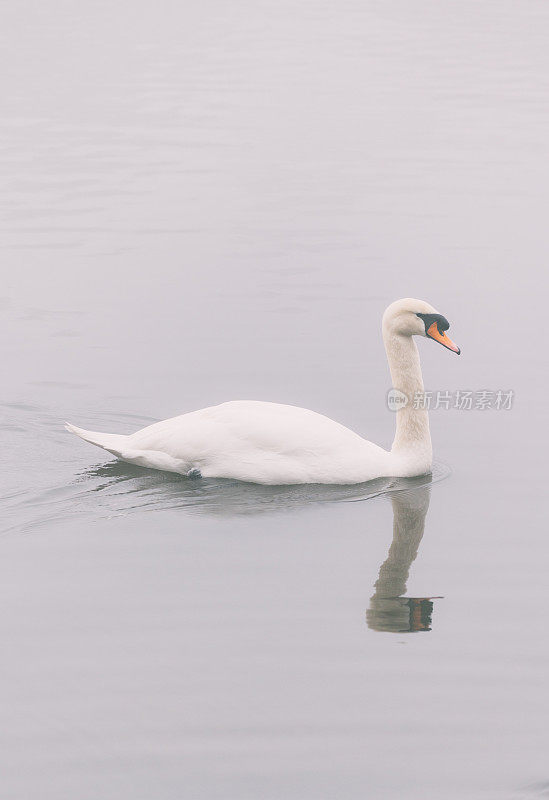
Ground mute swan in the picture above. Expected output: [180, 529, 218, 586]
[66, 298, 460, 485]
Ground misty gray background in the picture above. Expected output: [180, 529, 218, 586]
[0, 2, 547, 799]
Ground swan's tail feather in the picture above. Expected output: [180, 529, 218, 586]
[64, 422, 129, 458]
[65, 422, 187, 474]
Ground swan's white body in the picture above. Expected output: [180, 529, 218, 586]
[67, 298, 457, 485]
[67, 401, 394, 484]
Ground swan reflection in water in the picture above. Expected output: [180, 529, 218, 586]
[367, 482, 439, 633]
[72, 463, 439, 635]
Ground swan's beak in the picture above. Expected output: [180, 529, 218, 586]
[427, 322, 461, 354]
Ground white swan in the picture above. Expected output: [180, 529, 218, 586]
[66, 298, 460, 485]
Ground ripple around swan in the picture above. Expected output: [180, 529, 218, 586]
[16, 459, 448, 529]
[79, 460, 448, 515]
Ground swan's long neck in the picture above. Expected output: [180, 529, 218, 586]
[383, 329, 432, 462]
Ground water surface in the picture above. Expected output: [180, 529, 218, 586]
[1, 2, 548, 798]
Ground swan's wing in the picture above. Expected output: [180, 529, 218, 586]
[125, 401, 389, 483]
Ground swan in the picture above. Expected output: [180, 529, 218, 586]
[66, 298, 460, 485]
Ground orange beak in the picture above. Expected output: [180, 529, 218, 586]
[427, 322, 461, 354]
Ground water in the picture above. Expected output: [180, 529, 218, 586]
[1, 1, 548, 797]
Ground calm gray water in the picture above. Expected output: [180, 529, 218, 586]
[1, 2, 548, 798]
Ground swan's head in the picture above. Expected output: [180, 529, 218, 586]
[382, 298, 460, 355]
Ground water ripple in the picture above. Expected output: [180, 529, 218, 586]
[4, 456, 449, 533]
